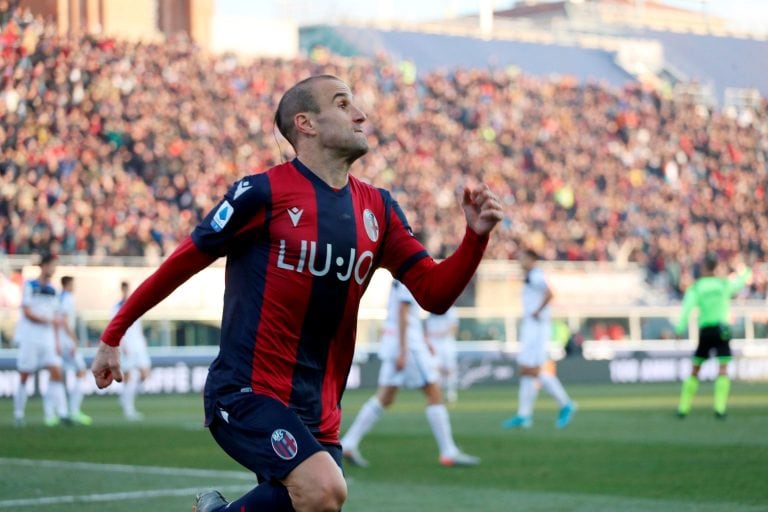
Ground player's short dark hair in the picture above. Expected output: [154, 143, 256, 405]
[39, 253, 57, 266]
[61, 275, 73, 287]
[704, 252, 719, 272]
[274, 75, 340, 149]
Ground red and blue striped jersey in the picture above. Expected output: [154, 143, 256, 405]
[192, 159, 429, 442]
[102, 158, 489, 443]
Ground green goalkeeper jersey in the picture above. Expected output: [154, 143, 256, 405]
[675, 268, 752, 335]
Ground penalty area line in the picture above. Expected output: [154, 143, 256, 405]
[0, 485, 250, 508]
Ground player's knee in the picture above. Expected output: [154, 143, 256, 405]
[293, 475, 347, 512]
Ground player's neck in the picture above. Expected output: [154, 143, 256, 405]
[295, 152, 351, 189]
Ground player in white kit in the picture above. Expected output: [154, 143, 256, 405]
[425, 306, 460, 403]
[58, 276, 93, 425]
[502, 248, 576, 429]
[13, 254, 69, 426]
[341, 280, 478, 468]
[112, 281, 151, 421]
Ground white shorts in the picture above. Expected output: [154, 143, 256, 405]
[433, 341, 458, 373]
[517, 317, 551, 368]
[60, 337, 86, 372]
[121, 342, 151, 372]
[378, 347, 439, 389]
[17, 335, 61, 373]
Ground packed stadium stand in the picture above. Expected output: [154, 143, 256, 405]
[0, 2, 766, 351]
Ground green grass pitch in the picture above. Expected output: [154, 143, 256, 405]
[1, 382, 767, 511]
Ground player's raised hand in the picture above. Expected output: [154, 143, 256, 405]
[91, 341, 123, 388]
[461, 184, 504, 236]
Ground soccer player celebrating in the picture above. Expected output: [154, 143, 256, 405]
[91, 75, 503, 512]
[676, 253, 752, 419]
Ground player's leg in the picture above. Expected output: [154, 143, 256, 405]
[678, 329, 711, 417]
[503, 364, 538, 428]
[204, 393, 346, 512]
[539, 360, 576, 428]
[341, 358, 403, 467]
[340, 385, 397, 467]
[14, 338, 37, 426]
[504, 318, 544, 428]
[69, 354, 92, 425]
[439, 341, 459, 403]
[45, 364, 69, 425]
[421, 381, 479, 466]
[13, 370, 31, 426]
[713, 325, 732, 419]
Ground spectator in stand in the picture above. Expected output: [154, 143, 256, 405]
[0, 11, 766, 303]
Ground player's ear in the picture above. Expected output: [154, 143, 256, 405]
[295, 113, 315, 136]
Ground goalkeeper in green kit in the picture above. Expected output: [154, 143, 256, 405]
[675, 253, 752, 419]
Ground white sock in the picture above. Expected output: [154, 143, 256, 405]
[48, 380, 68, 419]
[13, 379, 28, 420]
[425, 404, 459, 458]
[69, 377, 85, 416]
[518, 376, 538, 418]
[341, 396, 383, 449]
[539, 374, 570, 407]
[121, 375, 139, 415]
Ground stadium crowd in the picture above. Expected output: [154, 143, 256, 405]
[1, 7, 767, 299]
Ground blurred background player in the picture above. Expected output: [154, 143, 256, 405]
[341, 280, 479, 468]
[425, 306, 460, 403]
[503, 248, 576, 429]
[58, 275, 93, 425]
[676, 253, 753, 419]
[112, 281, 151, 421]
[12, 253, 69, 427]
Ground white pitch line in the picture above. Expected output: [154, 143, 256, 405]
[0, 484, 250, 508]
[0, 457, 254, 480]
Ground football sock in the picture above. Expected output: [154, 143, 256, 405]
[539, 373, 570, 407]
[425, 404, 459, 457]
[678, 376, 699, 415]
[44, 379, 67, 421]
[69, 376, 85, 415]
[121, 375, 139, 415]
[13, 379, 28, 420]
[341, 396, 383, 449]
[226, 481, 294, 511]
[518, 376, 538, 418]
[714, 375, 731, 415]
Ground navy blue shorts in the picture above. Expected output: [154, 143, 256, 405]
[208, 392, 342, 483]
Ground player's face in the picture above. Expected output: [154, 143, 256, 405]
[40, 262, 56, 280]
[310, 79, 369, 161]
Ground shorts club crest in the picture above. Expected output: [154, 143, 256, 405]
[271, 429, 299, 460]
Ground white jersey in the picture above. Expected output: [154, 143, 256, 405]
[111, 300, 151, 371]
[14, 278, 58, 345]
[425, 308, 459, 345]
[111, 300, 146, 348]
[522, 267, 551, 321]
[58, 290, 77, 346]
[518, 266, 552, 366]
[378, 280, 426, 359]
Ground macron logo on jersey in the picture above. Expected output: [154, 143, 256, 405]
[234, 180, 252, 200]
[211, 200, 234, 232]
[287, 207, 304, 227]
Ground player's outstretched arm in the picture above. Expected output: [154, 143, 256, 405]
[461, 184, 503, 236]
[92, 342, 123, 389]
[93, 237, 217, 388]
[400, 185, 503, 313]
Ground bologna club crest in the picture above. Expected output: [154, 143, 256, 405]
[271, 429, 299, 460]
[363, 209, 379, 242]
